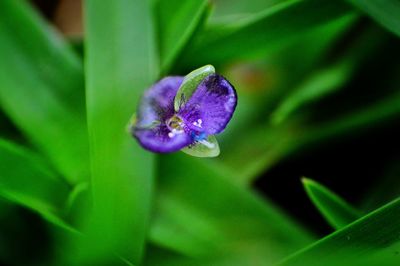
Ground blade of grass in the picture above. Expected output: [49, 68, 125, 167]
[0, 138, 75, 232]
[81, 0, 158, 264]
[209, 0, 290, 24]
[302, 178, 361, 230]
[271, 61, 353, 124]
[179, 0, 352, 67]
[280, 197, 400, 265]
[346, 0, 400, 37]
[149, 153, 313, 264]
[0, 0, 89, 184]
[156, 0, 209, 72]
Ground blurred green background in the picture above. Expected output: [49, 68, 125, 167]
[0, 0, 400, 265]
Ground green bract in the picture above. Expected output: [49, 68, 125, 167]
[181, 135, 220, 157]
[174, 64, 215, 111]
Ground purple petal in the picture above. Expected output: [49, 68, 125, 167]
[178, 74, 237, 135]
[137, 76, 183, 125]
[134, 124, 191, 153]
[133, 76, 192, 153]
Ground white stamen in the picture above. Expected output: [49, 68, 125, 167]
[168, 128, 184, 138]
[192, 119, 203, 128]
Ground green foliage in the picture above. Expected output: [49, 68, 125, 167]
[217, 22, 396, 185]
[0, 138, 74, 232]
[346, 0, 400, 37]
[156, 0, 209, 72]
[147, 153, 312, 265]
[209, 14, 359, 184]
[80, 0, 158, 264]
[302, 178, 361, 229]
[271, 61, 353, 124]
[280, 197, 400, 266]
[0, 0, 89, 184]
[0, 0, 399, 265]
[179, 0, 353, 67]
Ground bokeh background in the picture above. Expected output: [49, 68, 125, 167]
[0, 0, 399, 265]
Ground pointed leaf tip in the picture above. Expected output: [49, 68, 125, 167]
[302, 177, 361, 229]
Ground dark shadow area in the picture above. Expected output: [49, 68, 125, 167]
[255, 119, 400, 236]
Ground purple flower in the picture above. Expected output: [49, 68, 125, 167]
[131, 66, 237, 157]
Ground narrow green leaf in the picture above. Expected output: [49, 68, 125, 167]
[270, 23, 383, 125]
[280, 197, 400, 265]
[209, 0, 288, 24]
[0, 138, 74, 232]
[181, 135, 220, 158]
[180, 0, 352, 66]
[149, 153, 313, 263]
[271, 61, 353, 124]
[174, 64, 215, 111]
[302, 178, 361, 229]
[346, 0, 400, 37]
[0, 0, 89, 184]
[82, 0, 158, 264]
[156, 0, 209, 72]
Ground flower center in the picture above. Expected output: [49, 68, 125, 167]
[166, 114, 184, 138]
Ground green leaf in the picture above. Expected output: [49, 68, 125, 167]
[81, 0, 158, 264]
[346, 0, 400, 37]
[181, 135, 220, 158]
[0, 138, 74, 233]
[0, 0, 89, 184]
[156, 0, 209, 72]
[180, 0, 352, 66]
[149, 153, 313, 264]
[270, 24, 385, 125]
[174, 64, 215, 111]
[271, 61, 353, 124]
[302, 178, 361, 230]
[209, 0, 287, 24]
[280, 197, 400, 265]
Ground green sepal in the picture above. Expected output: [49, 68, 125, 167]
[174, 64, 215, 111]
[181, 135, 220, 158]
